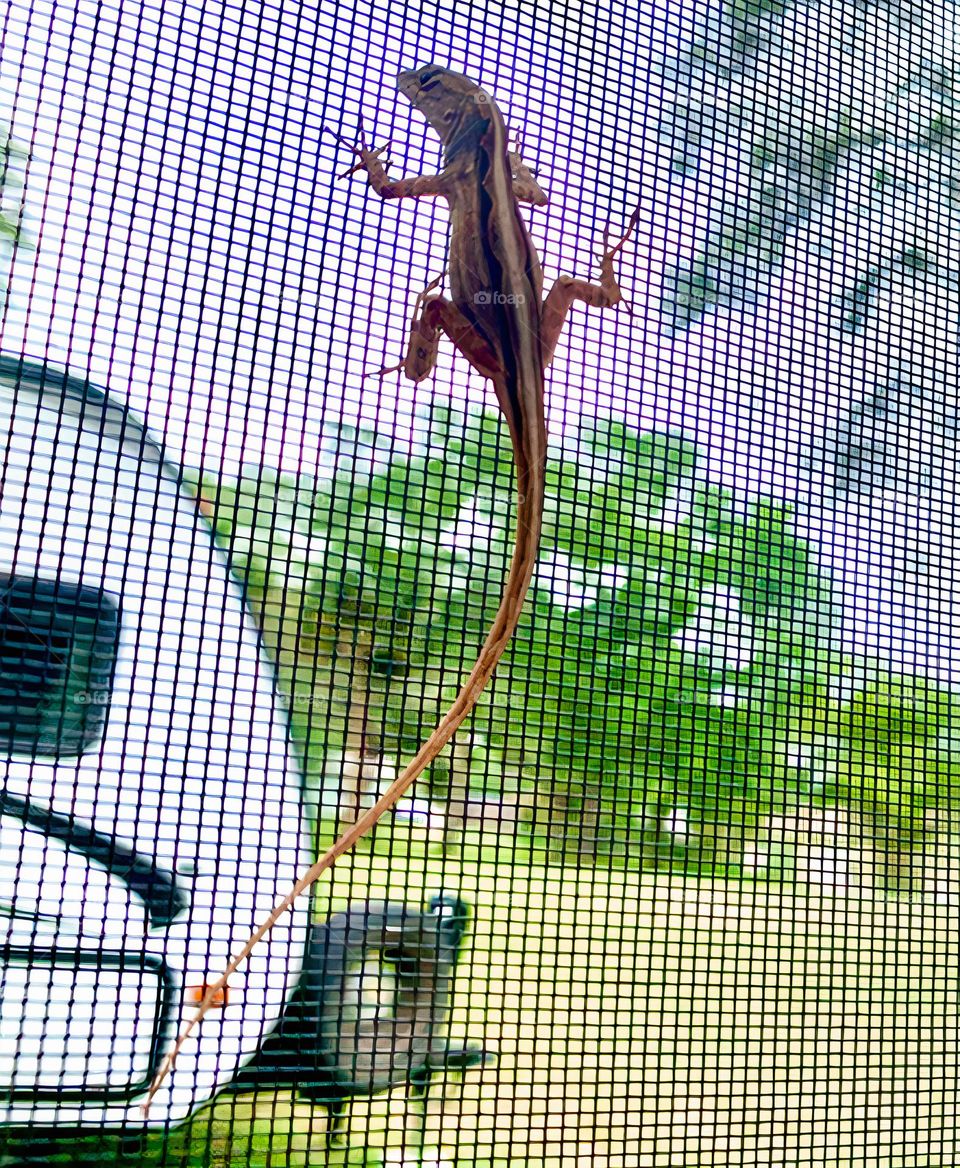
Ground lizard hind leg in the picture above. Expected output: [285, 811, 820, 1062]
[404, 294, 503, 385]
[403, 294, 445, 382]
[396, 272, 447, 383]
[366, 275, 446, 382]
[539, 210, 639, 368]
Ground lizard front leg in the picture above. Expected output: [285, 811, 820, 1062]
[332, 129, 449, 199]
[540, 215, 638, 366]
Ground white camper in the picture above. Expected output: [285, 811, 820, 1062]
[0, 356, 311, 1128]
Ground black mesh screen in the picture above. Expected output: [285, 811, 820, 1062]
[0, 2, 958, 1166]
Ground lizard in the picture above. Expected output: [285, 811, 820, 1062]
[143, 64, 636, 1111]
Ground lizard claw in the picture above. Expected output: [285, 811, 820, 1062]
[336, 145, 392, 180]
[365, 358, 405, 380]
[606, 207, 641, 258]
[322, 125, 354, 152]
[324, 121, 391, 179]
[597, 209, 641, 268]
[596, 225, 619, 269]
[598, 223, 612, 263]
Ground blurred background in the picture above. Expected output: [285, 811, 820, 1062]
[1, 1, 958, 1164]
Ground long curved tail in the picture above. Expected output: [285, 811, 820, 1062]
[143, 404, 545, 1111]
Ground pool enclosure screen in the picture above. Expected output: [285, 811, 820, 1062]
[1, 1, 958, 1166]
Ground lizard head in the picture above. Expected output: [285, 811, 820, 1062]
[397, 65, 504, 162]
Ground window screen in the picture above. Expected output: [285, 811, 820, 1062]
[0, 576, 119, 759]
[1, 1, 958, 1167]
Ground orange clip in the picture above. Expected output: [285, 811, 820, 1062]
[186, 982, 229, 1009]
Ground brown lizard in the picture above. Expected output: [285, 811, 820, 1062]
[144, 63, 635, 1110]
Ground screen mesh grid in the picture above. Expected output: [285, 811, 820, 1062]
[0, 1, 958, 1166]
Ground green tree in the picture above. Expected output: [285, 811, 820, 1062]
[191, 404, 522, 804]
[195, 402, 839, 874]
[786, 667, 960, 891]
[513, 474, 837, 867]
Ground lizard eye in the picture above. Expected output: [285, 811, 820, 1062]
[418, 67, 444, 89]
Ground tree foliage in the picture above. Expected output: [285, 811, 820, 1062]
[0, 129, 30, 301]
[195, 400, 868, 872]
[198, 392, 960, 882]
[782, 665, 960, 888]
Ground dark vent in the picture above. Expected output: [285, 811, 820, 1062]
[0, 576, 120, 758]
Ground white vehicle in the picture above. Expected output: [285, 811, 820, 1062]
[0, 356, 311, 1129]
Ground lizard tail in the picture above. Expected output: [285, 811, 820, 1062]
[142, 408, 546, 1113]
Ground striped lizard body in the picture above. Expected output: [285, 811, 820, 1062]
[144, 65, 634, 1110]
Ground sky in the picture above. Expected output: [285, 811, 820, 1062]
[0, 0, 708, 477]
[0, 0, 879, 492]
[1, 0, 959, 678]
